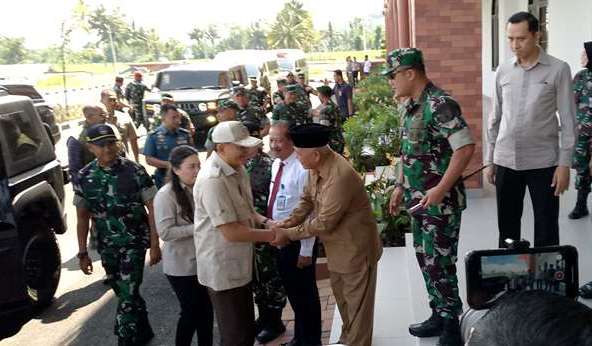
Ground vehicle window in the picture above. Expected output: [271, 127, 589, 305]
[245, 64, 260, 78]
[267, 61, 279, 72]
[156, 70, 227, 90]
[278, 59, 295, 71]
[219, 73, 230, 88]
[0, 107, 54, 177]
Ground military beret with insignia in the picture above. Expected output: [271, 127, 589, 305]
[382, 48, 424, 76]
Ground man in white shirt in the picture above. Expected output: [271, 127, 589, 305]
[363, 55, 372, 78]
[268, 122, 321, 346]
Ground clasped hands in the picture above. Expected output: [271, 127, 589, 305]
[264, 219, 290, 247]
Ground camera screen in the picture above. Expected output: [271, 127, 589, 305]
[480, 252, 568, 298]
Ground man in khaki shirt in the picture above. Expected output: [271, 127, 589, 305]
[272, 123, 383, 346]
[193, 121, 275, 346]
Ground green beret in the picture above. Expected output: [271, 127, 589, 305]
[161, 93, 174, 101]
[382, 48, 424, 76]
[316, 85, 332, 97]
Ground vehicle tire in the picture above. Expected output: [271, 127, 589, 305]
[21, 227, 61, 308]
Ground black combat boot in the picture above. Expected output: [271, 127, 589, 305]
[437, 318, 462, 346]
[409, 309, 444, 337]
[255, 304, 267, 335]
[568, 190, 589, 219]
[256, 307, 286, 343]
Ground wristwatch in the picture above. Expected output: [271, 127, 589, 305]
[77, 251, 88, 259]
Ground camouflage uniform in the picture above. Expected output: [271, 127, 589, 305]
[246, 85, 269, 109]
[316, 100, 345, 154]
[73, 157, 158, 343]
[238, 104, 270, 131]
[245, 151, 287, 312]
[572, 68, 592, 192]
[272, 90, 284, 106]
[125, 80, 150, 126]
[113, 84, 124, 102]
[399, 79, 473, 319]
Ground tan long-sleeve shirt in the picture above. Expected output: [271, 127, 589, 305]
[284, 150, 382, 274]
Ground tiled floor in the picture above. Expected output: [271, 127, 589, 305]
[256, 278, 336, 346]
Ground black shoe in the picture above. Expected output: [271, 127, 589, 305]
[568, 190, 589, 219]
[255, 305, 266, 335]
[437, 318, 462, 346]
[256, 308, 286, 343]
[409, 310, 443, 337]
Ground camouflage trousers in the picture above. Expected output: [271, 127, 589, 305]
[100, 247, 152, 342]
[412, 212, 463, 319]
[572, 132, 592, 192]
[253, 242, 287, 311]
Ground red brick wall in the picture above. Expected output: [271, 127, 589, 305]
[411, 0, 483, 188]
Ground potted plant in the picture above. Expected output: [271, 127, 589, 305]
[344, 74, 410, 246]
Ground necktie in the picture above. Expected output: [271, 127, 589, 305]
[267, 162, 285, 218]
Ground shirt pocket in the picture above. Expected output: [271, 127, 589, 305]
[530, 80, 554, 100]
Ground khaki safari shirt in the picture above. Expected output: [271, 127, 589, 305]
[193, 151, 256, 291]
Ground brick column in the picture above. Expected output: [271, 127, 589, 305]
[411, 0, 483, 188]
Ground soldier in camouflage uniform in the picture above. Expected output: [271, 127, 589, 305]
[233, 86, 271, 137]
[313, 85, 345, 154]
[569, 41, 592, 219]
[125, 71, 150, 128]
[73, 124, 161, 346]
[205, 99, 240, 157]
[385, 48, 475, 346]
[242, 119, 288, 343]
[246, 77, 270, 111]
[297, 73, 314, 109]
[272, 79, 287, 106]
[272, 84, 311, 128]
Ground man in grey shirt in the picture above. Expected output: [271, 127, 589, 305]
[485, 12, 576, 248]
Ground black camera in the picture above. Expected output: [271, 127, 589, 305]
[460, 240, 579, 341]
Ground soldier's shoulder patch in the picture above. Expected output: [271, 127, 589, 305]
[430, 96, 461, 123]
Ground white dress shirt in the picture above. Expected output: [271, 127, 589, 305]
[269, 151, 315, 257]
[154, 182, 197, 276]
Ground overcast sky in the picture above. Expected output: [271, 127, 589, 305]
[0, 0, 385, 49]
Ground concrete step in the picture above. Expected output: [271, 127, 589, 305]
[329, 247, 417, 345]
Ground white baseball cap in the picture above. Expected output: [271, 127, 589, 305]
[212, 121, 262, 147]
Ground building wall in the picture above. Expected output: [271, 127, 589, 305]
[411, 0, 484, 188]
[547, 0, 592, 74]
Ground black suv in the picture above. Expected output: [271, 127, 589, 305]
[142, 62, 248, 148]
[0, 95, 67, 339]
[0, 83, 60, 143]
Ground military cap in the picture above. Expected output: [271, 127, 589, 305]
[115, 76, 124, 82]
[87, 124, 117, 147]
[284, 84, 300, 93]
[289, 123, 332, 148]
[219, 99, 240, 111]
[161, 93, 174, 101]
[297, 72, 306, 78]
[316, 85, 332, 97]
[382, 48, 424, 76]
[248, 76, 258, 81]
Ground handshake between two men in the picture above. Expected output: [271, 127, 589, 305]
[258, 218, 314, 269]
